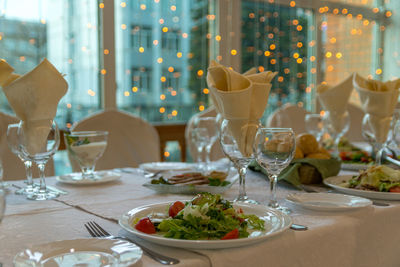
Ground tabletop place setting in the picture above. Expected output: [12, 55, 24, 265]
[1, 9, 400, 267]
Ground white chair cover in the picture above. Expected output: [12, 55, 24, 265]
[266, 104, 310, 135]
[69, 109, 160, 171]
[185, 106, 225, 162]
[0, 112, 54, 180]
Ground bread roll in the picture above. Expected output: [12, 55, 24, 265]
[296, 133, 319, 155]
[294, 146, 304, 159]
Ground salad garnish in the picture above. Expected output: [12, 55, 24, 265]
[132, 193, 265, 240]
[347, 165, 400, 192]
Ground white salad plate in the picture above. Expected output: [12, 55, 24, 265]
[286, 192, 372, 211]
[143, 173, 239, 195]
[341, 163, 370, 171]
[324, 175, 400, 200]
[139, 162, 196, 173]
[13, 238, 142, 267]
[119, 202, 292, 249]
[57, 171, 121, 185]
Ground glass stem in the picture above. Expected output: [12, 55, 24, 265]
[268, 174, 278, 208]
[375, 143, 384, 165]
[37, 162, 47, 193]
[24, 160, 33, 186]
[238, 165, 247, 200]
[333, 134, 340, 157]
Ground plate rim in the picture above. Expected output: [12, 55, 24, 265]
[118, 201, 292, 249]
[56, 170, 121, 185]
[13, 238, 142, 266]
[324, 175, 400, 200]
[139, 162, 196, 172]
[286, 192, 372, 211]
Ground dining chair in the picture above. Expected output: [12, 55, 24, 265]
[185, 106, 225, 162]
[266, 104, 310, 135]
[0, 112, 55, 180]
[69, 109, 160, 171]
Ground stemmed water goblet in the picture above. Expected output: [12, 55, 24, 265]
[305, 114, 324, 142]
[64, 131, 108, 180]
[254, 128, 295, 214]
[191, 126, 208, 173]
[7, 123, 35, 195]
[219, 119, 259, 204]
[193, 117, 218, 173]
[18, 119, 60, 200]
[323, 111, 350, 156]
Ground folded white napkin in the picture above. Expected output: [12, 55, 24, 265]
[2, 58, 68, 154]
[353, 73, 400, 143]
[207, 60, 277, 156]
[317, 74, 353, 133]
[0, 60, 20, 87]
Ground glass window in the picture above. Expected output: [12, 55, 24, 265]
[115, 0, 211, 123]
[241, 1, 313, 116]
[0, 0, 101, 129]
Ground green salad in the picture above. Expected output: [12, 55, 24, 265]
[347, 165, 400, 192]
[132, 193, 265, 240]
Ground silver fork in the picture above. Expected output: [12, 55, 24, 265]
[84, 221, 179, 265]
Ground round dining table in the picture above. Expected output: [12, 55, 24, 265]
[1, 167, 399, 267]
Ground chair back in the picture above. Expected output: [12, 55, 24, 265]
[70, 109, 160, 171]
[0, 112, 54, 180]
[266, 104, 309, 134]
[185, 106, 225, 161]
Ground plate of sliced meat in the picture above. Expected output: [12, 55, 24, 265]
[142, 170, 238, 195]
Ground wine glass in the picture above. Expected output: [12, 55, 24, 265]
[323, 111, 350, 156]
[18, 119, 60, 201]
[65, 131, 108, 180]
[219, 119, 259, 204]
[362, 114, 391, 165]
[193, 117, 218, 173]
[362, 115, 378, 159]
[305, 114, 324, 142]
[254, 128, 295, 213]
[7, 123, 35, 195]
[191, 127, 208, 172]
[0, 188, 5, 223]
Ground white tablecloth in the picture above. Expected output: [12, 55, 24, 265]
[1, 168, 399, 267]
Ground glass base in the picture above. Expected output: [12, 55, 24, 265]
[15, 185, 36, 195]
[70, 172, 102, 181]
[234, 196, 259, 204]
[269, 203, 291, 214]
[26, 189, 59, 201]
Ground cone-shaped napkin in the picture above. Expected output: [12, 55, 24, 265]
[353, 73, 400, 143]
[207, 60, 277, 156]
[0, 60, 20, 87]
[2, 58, 68, 154]
[317, 74, 353, 133]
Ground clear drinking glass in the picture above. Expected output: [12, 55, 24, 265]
[362, 115, 378, 158]
[191, 127, 208, 172]
[254, 128, 295, 214]
[0, 189, 5, 223]
[18, 119, 60, 200]
[65, 131, 108, 180]
[305, 114, 324, 142]
[0, 160, 7, 190]
[220, 119, 259, 204]
[323, 111, 350, 156]
[193, 117, 218, 172]
[7, 123, 35, 195]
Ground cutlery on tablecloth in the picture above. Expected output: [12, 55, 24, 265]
[84, 221, 180, 265]
[299, 185, 390, 207]
[290, 224, 308, 231]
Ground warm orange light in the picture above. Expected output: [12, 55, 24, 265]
[157, 57, 163, 63]
[197, 70, 204, 76]
[296, 25, 302, 31]
[289, 1, 295, 7]
[101, 69, 107, 75]
[177, 52, 182, 58]
[160, 94, 166, 100]
[159, 107, 165, 113]
[132, 86, 138, 92]
[138, 47, 144, 53]
[264, 51, 271, 56]
[104, 49, 109, 55]
[99, 3, 104, 8]
[168, 67, 174, 72]
[203, 88, 209, 94]
[160, 76, 166, 82]
[199, 105, 205, 111]
[164, 151, 170, 157]
[215, 35, 221, 41]
[162, 27, 168, 32]
[124, 91, 130, 96]
[231, 49, 237, 55]
[172, 110, 178, 116]
[269, 44, 276, 50]
[297, 58, 303, 64]
[376, 68, 382, 75]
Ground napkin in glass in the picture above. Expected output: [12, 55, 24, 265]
[316, 74, 353, 133]
[207, 60, 277, 157]
[0, 60, 20, 87]
[353, 73, 400, 143]
[2, 58, 68, 154]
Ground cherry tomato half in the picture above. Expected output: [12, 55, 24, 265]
[221, 228, 239, 240]
[168, 201, 185, 218]
[135, 217, 156, 234]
